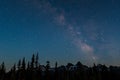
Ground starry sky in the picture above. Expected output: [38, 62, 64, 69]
[0, 0, 120, 69]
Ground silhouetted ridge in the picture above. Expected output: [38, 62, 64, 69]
[0, 53, 120, 80]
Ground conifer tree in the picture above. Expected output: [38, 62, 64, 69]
[1, 62, 5, 73]
[22, 57, 26, 70]
[35, 53, 39, 68]
[17, 59, 21, 70]
[31, 54, 35, 69]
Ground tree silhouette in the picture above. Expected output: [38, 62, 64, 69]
[35, 53, 39, 68]
[31, 54, 35, 69]
[76, 61, 83, 68]
[66, 63, 73, 70]
[1, 62, 6, 73]
[17, 59, 21, 70]
[27, 62, 30, 70]
[11, 64, 16, 72]
[54, 62, 58, 80]
[0, 62, 6, 80]
[45, 61, 50, 80]
[22, 57, 26, 70]
[0, 54, 120, 80]
[46, 61, 50, 69]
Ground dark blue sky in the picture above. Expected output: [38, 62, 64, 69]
[0, 0, 120, 69]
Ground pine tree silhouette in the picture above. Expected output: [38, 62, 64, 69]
[31, 54, 35, 69]
[0, 54, 120, 80]
[17, 59, 21, 70]
[22, 57, 26, 70]
[35, 53, 39, 68]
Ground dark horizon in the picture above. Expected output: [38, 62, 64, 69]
[0, 54, 120, 80]
[1, 53, 120, 72]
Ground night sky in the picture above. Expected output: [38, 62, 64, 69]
[0, 0, 120, 69]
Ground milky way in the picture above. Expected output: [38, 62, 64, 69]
[29, 0, 105, 63]
[29, 0, 120, 65]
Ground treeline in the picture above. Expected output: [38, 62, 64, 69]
[0, 54, 120, 80]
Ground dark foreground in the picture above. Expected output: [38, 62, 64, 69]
[0, 54, 120, 80]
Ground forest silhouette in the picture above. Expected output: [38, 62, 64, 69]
[0, 53, 120, 80]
